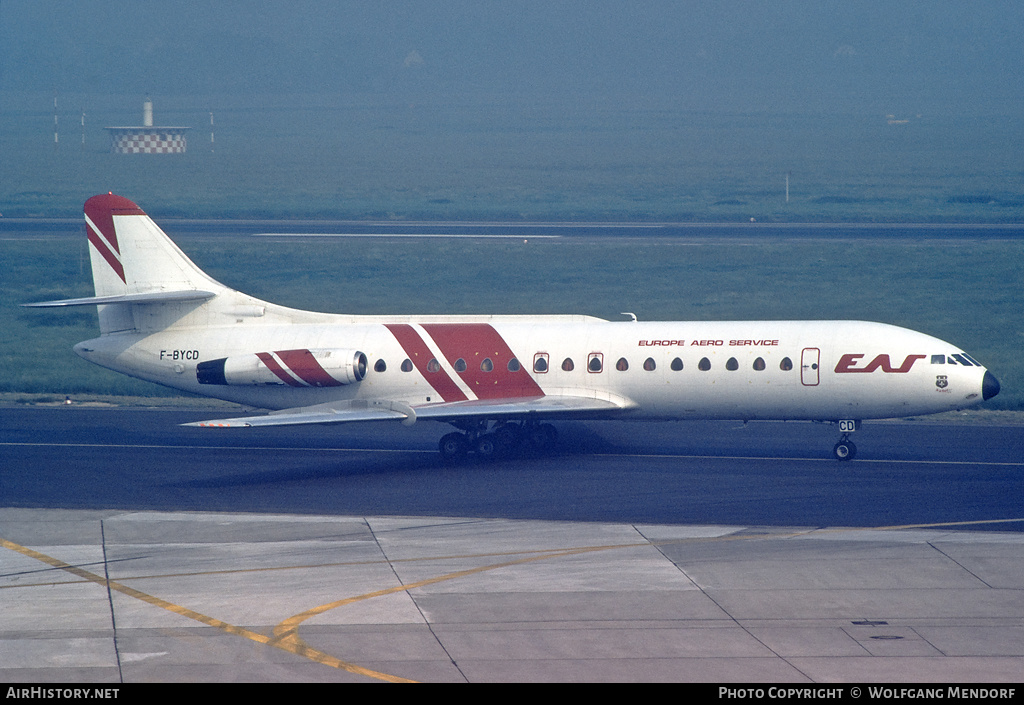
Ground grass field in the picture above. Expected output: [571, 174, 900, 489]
[3, 228, 1020, 410]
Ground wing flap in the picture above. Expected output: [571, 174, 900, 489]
[184, 393, 634, 429]
[183, 399, 414, 428]
[413, 394, 631, 420]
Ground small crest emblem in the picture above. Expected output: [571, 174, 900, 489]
[936, 375, 948, 389]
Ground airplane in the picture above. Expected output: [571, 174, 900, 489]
[25, 193, 1000, 462]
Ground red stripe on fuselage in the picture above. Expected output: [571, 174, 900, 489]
[275, 349, 343, 387]
[384, 324, 468, 402]
[421, 323, 544, 399]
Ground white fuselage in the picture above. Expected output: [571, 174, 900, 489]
[75, 313, 991, 423]
[29, 194, 999, 458]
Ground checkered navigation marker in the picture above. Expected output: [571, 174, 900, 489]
[111, 132, 188, 154]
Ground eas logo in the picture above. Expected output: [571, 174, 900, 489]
[834, 354, 925, 374]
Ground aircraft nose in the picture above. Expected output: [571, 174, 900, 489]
[983, 370, 1000, 401]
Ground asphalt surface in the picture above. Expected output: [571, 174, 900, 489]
[2, 407, 1023, 527]
[2, 407, 1023, 683]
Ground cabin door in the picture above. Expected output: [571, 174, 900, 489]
[801, 347, 820, 386]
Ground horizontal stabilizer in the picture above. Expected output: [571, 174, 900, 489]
[22, 290, 217, 308]
[184, 394, 633, 429]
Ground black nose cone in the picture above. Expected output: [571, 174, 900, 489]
[983, 370, 1000, 401]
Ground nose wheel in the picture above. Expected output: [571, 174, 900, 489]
[833, 420, 858, 461]
[833, 437, 857, 461]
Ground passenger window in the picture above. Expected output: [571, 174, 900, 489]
[726, 357, 738, 371]
[562, 358, 575, 372]
[374, 359, 387, 373]
[508, 358, 521, 372]
[643, 357, 656, 371]
[481, 358, 494, 372]
[454, 358, 467, 372]
[427, 358, 441, 373]
[670, 357, 683, 371]
[698, 357, 711, 371]
[401, 359, 413, 372]
[780, 357, 793, 371]
[588, 353, 603, 373]
[753, 357, 766, 371]
[616, 357, 629, 371]
[534, 354, 549, 373]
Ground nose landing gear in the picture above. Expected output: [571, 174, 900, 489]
[833, 437, 857, 461]
[833, 420, 859, 461]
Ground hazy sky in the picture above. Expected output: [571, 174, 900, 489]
[3, 0, 1024, 115]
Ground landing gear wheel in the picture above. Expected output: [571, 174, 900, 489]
[492, 424, 521, 453]
[833, 440, 857, 461]
[475, 433, 499, 458]
[439, 432, 470, 463]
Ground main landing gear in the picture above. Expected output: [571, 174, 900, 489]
[438, 420, 558, 463]
[833, 419, 859, 461]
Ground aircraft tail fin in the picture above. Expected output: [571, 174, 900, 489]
[84, 193, 219, 297]
[80, 193, 228, 333]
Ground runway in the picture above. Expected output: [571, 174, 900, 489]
[1, 407, 1023, 682]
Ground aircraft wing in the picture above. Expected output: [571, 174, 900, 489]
[184, 393, 635, 429]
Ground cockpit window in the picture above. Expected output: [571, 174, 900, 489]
[931, 355, 945, 365]
[951, 354, 975, 367]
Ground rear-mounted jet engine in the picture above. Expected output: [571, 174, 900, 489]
[197, 348, 367, 387]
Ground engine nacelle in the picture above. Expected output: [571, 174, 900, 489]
[197, 348, 367, 387]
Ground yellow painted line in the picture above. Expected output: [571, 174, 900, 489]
[3, 516, 1022, 683]
[0, 537, 413, 684]
[0, 544, 650, 590]
[271, 543, 629, 672]
[271, 516, 1024, 673]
